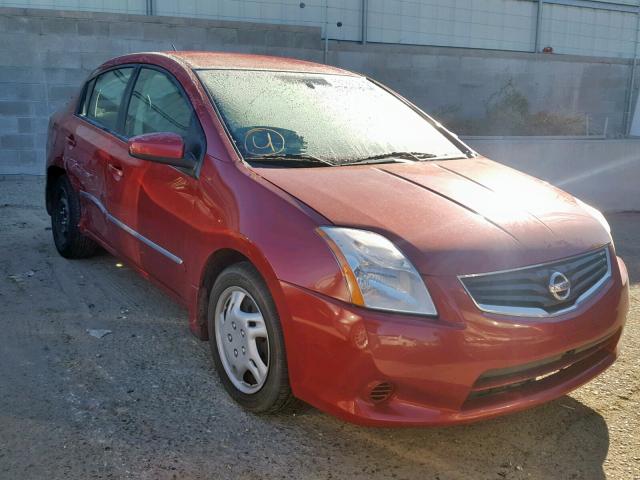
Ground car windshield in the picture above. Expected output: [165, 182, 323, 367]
[197, 69, 465, 166]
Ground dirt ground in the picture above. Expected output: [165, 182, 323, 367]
[0, 175, 638, 480]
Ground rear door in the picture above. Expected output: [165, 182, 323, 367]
[104, 66, 206, 299]
[67, 67, 135, 244]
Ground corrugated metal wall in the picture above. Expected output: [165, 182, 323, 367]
[1, 0, 147, 14]
[366, 0, 537, 51]
[1, 0, 639, 58]
[541, 3, 638, 57]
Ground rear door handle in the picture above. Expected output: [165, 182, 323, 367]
[107, 163, 124, 180]
[66, 134, 76, 147]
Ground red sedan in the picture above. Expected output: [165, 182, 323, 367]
[45, 52, 629, 426]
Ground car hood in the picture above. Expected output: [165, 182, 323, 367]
[255, 157, 611, 276]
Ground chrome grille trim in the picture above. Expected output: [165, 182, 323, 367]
[459, 246, 612, 318]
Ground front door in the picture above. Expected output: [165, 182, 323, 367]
[103, 66, 206, 300]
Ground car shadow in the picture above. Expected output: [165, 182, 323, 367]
[273, 395, 609, 479]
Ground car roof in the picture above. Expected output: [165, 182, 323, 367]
[100, 51, 360, 76]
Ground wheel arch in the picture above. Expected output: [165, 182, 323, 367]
[192, 242, 289, 342]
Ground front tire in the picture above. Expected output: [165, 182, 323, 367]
[208, 262, 295, 413]
[51, 175, 97, 259]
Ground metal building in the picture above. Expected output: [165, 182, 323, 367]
[2, 0, 640, 58]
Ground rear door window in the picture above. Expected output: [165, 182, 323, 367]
[85, 68, 134, 132]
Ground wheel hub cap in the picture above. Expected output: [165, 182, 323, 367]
[215, 287, 269, 394]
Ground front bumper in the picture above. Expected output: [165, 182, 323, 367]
[280, 255, 629, 427]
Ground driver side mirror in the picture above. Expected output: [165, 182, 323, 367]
[128, 132, 195, 169]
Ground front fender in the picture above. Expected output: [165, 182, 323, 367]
[185, 157, 351, 340]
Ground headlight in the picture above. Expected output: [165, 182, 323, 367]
[317, 227, 437, 316]
[577, 199, 611, 235]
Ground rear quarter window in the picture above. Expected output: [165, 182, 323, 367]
[78, 78, 96, 116]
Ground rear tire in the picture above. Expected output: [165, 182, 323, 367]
[51, 175, 97, 259]
[208, 262, 296, 413]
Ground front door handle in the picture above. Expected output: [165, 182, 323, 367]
[66, 134, 77, 147]
[107, 163, 124, 180]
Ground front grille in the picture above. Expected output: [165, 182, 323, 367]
[460, 246, 611, 316]
[463, 331, 618, 408]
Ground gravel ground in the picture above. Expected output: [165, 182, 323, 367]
[0, 175, 638, 480]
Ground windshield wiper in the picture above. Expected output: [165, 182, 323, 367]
[245, 153, 335, 168]
[345, 151, 438, 165]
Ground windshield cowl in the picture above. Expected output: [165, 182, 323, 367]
[246, 151, 469, 168]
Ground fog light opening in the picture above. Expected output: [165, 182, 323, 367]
[368, 381, 394, 404]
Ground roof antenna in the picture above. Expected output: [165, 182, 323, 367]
[171, 43, 177, 52]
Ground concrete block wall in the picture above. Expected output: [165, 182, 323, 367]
[0, 7, 323, 174]
[0, 6, 636, 176]
[329, 42, 632, 138]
